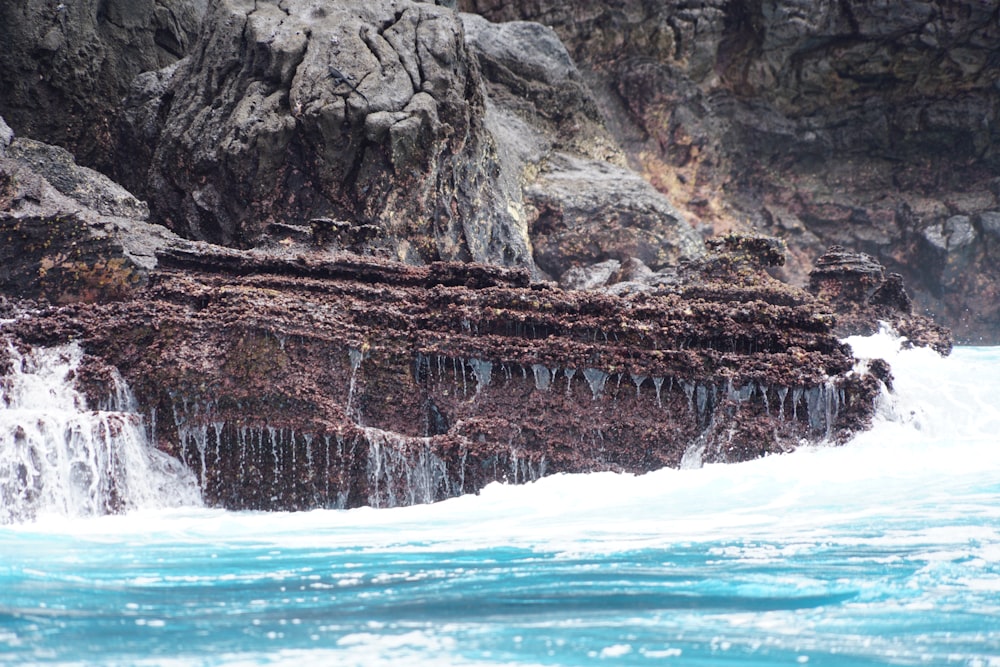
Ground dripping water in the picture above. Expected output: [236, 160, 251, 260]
[631, 373, 646, 399]
[346, 348, 364, 417]
[531, 364, 553, 392]
[468, 358, 492, 397]
[582, 368, 609, 400]
[564, 368, 576, 395]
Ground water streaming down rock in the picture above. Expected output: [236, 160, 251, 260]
[532, 364, 553, 391]
[0, 343, 201, 523]
[365, 427, 453, 508]
[582, 368, 609, 400]
[468, 358, 493, 396]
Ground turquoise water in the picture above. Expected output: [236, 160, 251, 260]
[2, 337, 1000, 666]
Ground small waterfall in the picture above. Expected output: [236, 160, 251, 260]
[630, 373, 646, 398]
[805, 381, 841, 439]
[0, 343, 201, 523]
[468, 358, 493, 396]
[564, 368, 576, 395]
[364, 427, 452, 508]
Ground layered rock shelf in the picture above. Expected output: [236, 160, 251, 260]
[6, 239, 889, 510]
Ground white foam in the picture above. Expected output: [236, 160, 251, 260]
[0, 343, 201, 523]
[9, 333, 1000, 560]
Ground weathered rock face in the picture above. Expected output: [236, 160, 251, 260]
[116, 0, 532, 269]
[460, 13, 704, 280]
[5, 239, 883, 510]
[0, 0, 958, 517]
[0, 0, 205, 169]
[459, 0, 1000, 342]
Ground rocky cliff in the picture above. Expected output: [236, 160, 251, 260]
[0, 0, 957, 513]
[7, 237, 889, 510]
[460, 0, 1000, 342]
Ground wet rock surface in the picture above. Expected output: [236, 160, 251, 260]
[5, 240, 883, 510]
[0, 1, 961, 512]
[808, 246, 953, 355]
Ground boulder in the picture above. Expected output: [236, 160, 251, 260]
[527, 153, 704, 279]
[559, 258, 620, 290]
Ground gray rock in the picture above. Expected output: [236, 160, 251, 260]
[7, 138, 149, 220]
[945, 215, 977, 249]
[559, 258, 620, 290]
[0, 141, 183, 303]
[123, 0, 532, 271]
[980, 211, 1000, 239]
[462, 13, 601, 131]
[604, 280, 653, 297]
[921, 224, 950, 252]
[0, 117, 13, 157]
[463, 0, 1000, 341]
[0, 0, 205, 167]
[527, 153, 704, 278]
[924, 215, 978, 252]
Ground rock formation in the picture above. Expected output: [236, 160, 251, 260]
[0, 0, 205, 170]
[0, 0, 961, 514]
[808, 246, 952, 355]
[106, 0, 704, 282]
[459, 0, 1000, 343]
[0, 133, 181, 304]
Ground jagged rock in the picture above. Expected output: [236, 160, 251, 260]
[461, 13, 703, 278]
[0, 0, 205, 169]
[114, 0, 533, 272]
[459, 0, 1000, 342]
[6, 138, 150, 220]
[111, 2, 705, 286]
[461, 13, 609, 154]
[809, 245, 953, 354]
[5, 239, 884, 510]
[0, 138, 182, 304]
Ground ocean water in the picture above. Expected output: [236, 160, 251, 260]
[1, 333, 999, 666]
